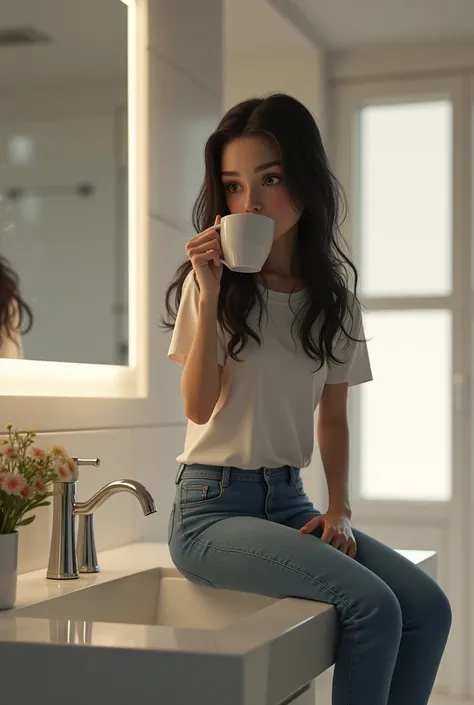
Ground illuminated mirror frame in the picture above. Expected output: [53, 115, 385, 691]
[1, 0, 151, 429]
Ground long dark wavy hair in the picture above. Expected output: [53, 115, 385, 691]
[0, 255, 33, 351]
[162, 93, 362, 368]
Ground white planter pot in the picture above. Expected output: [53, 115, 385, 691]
[0, 531, 19, 610]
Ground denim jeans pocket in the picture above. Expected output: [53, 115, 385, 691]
[295, 477, 307, 497]
[294, 477, 306, 497]
[180, 477, 224, 507]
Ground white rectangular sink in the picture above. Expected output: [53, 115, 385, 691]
[17, 568, 277, 630]
[0, 543, 437, 705]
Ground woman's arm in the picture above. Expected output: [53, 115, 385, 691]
[181, 295, 223, 425]
[317, 382, 352, 518]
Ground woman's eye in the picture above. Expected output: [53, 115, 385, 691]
[264, 174, 282, 186]
[224, 176, 281, 193]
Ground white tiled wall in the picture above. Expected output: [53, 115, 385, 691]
[13, 0, 223, 574]
[147, 0, 221, 92]
[18, 429, 135, 573]
[148, 55, 221, 228]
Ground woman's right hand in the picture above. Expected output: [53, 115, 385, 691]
[186, 215, 223, 298]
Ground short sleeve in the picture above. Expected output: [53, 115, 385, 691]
[167, 272, 227, 367]
[326, 291, 373, 387]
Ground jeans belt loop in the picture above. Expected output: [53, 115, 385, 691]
[221, 466, 231, 488]
[289, 466, 297, 486]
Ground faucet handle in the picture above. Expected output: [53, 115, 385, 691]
[72, 457, 101, 468]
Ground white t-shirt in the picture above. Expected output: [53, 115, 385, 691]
[168, 272, 372, 470]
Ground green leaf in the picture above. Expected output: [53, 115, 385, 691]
[17, 515, 35, 527]
[34, 501, 51, 509]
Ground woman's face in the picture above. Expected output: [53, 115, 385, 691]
[220, 136, 301, 240]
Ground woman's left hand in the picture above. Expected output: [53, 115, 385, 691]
[299, 512, 357, 558]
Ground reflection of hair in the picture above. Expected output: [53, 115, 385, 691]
[0, 255, 33, 350]
[162, 93, 363, 367]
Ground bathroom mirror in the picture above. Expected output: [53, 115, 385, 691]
[0, 0, 129, 366]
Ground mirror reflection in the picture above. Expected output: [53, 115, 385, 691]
[0, 0, 129, 365]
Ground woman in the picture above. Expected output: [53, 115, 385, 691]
[163, 93, 451, 705]
[0, 255, 33, 358]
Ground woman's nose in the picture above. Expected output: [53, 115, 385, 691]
[245, 199, 263, 214]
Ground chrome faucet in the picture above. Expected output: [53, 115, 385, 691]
[46, 457, 157, 580]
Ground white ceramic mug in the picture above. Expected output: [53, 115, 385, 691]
[214, 213, 275, 273]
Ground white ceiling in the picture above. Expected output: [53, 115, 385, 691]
[2, 0, 308, 88]
[2, 0, 474, 90]
[0, 0, 126, 89]
[288, 0, 474, 50]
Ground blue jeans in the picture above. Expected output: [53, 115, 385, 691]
[168, 464, 452, 705]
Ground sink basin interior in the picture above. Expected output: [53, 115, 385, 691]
[16, 569, 277, 630]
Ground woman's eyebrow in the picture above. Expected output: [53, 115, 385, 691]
[221, 160, 282, 177]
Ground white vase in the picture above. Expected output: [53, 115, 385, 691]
[0, 531, 19, 610]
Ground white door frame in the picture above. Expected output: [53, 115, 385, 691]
[330, 73, 473, 698]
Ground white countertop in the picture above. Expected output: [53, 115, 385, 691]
[0, 544, 437, 705]
[0, 543, 436, 654]
[0, 542, 334, 655]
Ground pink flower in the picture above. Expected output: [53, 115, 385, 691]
[3, 446, 19, 461]
[32, 478, 48, 494]
[31, 447, 48, 458]
[1, 472, 26, 495]
[56, 462, 73, 482]
[20, 484, 34, 499]
[66, 458, 78, 480]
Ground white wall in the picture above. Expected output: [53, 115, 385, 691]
[224, 49, 327, 136]
[222, 0, 327, 131]
[11, 0, 222, 574]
